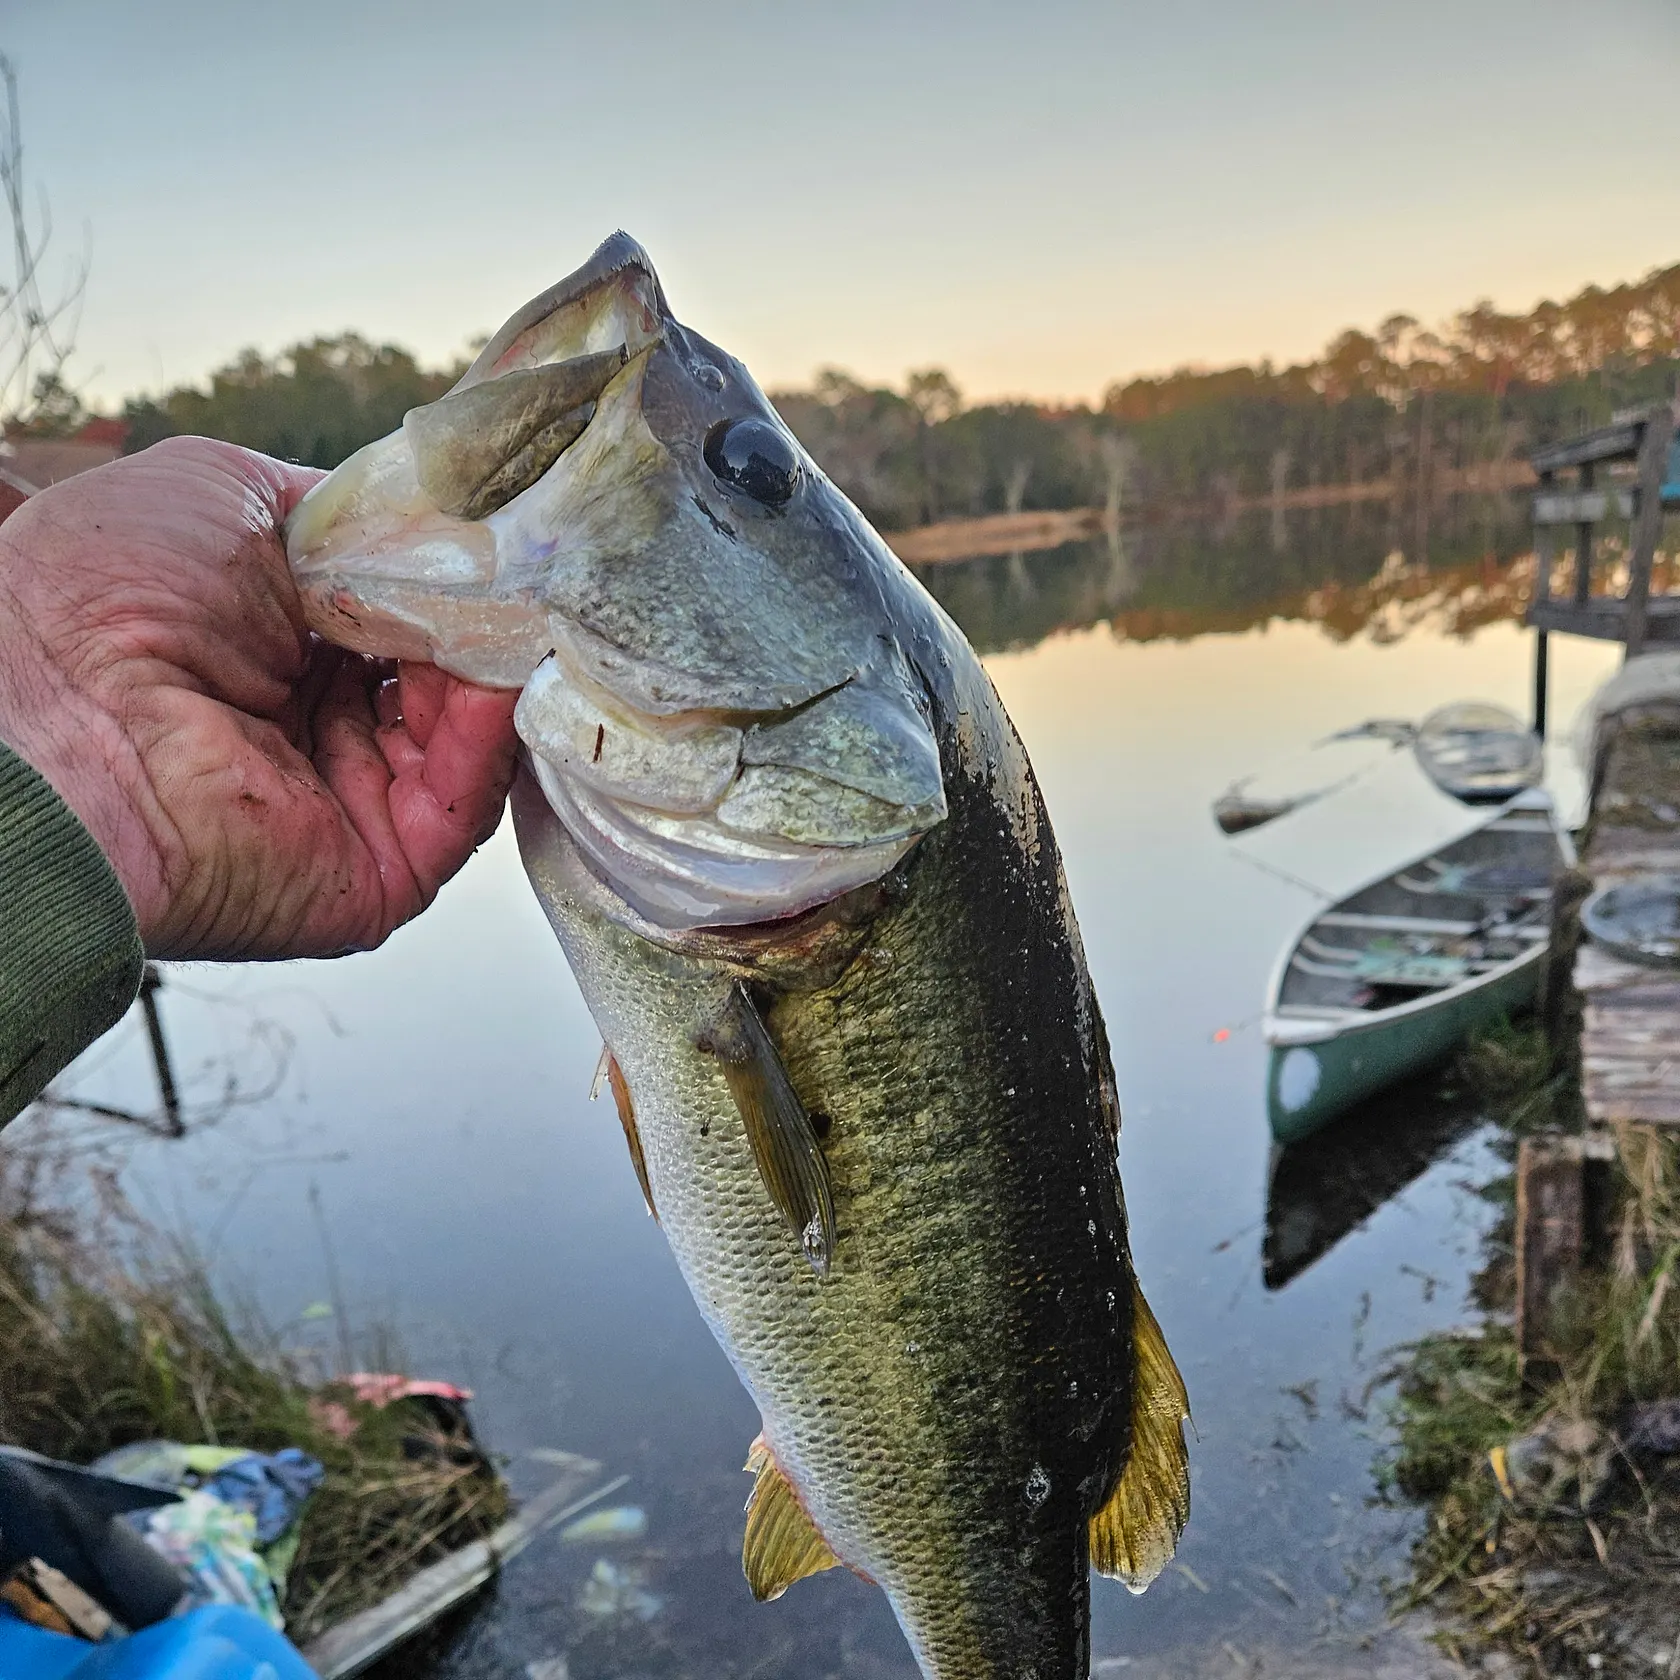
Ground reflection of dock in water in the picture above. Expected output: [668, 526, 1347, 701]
[136, 964, 183, 1137]
[35, 963, 186, 1137]
[37, 964, 292, 1139]
[1263, 1072, 1483, 1291]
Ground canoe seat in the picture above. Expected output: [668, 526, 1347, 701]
[1292, 937, 1484, 989]
[1316, 910, 1479, 936]
[1313, 911, 1548, 941]
[1393, 858, 1555, 899]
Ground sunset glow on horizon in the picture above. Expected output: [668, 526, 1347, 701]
[6, 0, 1678, 411]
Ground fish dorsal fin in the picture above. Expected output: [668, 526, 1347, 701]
[699, 983, 836, 1274]
[1090, 1281, 1191, 1593]
[601, 1050, 657, 1222]
[742, 1435, 841, 1602]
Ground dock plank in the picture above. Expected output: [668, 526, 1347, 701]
[1527, 598, 1680, 641]
[1576, 930, 1680, 1124]
[1529, 418, 1646, 473]
[1572, 758, 1680, 1125]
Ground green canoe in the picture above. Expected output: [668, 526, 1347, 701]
[1264, 790, 1571, 1145]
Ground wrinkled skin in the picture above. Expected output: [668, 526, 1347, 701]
[0, 439, 518, 958]
[285, 234, 1185, 1678]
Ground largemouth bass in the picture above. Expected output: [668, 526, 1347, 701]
[286, 233, 1189, 1678]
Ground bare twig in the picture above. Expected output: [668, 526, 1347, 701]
[0, 53, 88, 431]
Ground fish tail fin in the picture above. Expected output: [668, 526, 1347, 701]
[1089, 1281, 1191, 1593]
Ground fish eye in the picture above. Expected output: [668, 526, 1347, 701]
[703, 418, 801, 508]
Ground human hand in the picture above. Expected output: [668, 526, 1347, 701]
[0, 437, 520, 960]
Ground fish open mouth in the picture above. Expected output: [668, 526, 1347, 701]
[516, 632, 946, 931]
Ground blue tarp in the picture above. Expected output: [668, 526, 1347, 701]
[0, 1604, 315, 1679]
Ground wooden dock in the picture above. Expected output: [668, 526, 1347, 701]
[1573, 699, 1680, 1129]
[1525, 398, 1680, 734]
[1513, 396, 1680, 1127]
[1516, 694, 1680, 1367]
[1512, 406, 1680, 1366]
[1513, 701, 1680, 1368]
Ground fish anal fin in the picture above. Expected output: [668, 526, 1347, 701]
[605, 1052, 657, 1222]
[1090, 1280, 1191, 1593]
[700, 983, 836, 1274]
[742, 1434, 841, 1602]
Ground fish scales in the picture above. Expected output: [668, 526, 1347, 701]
[522, 653, 1131, 1678]
[286, 231, 1188, 1680]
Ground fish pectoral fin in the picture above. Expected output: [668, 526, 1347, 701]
[1090, 1280, 1191, 1594]
[700, 983, 836, 1274]
[742, 1434, 841, 1602]
[604, 1051, 657, 1222]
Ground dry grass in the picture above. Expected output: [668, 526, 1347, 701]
[1386, 1124, 1680, 1676]
[1456, 1018, 1569, 1136]
[0, 1140, 507, 1641]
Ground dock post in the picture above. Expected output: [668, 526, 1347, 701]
[138, 963, 182, 1139]
[1538, 867, 1590, 1064]
[1531, 469, 1555, 738]
[1623, 400, 1674, 661]
[1515, 1135, 1584, 1378]
[1574, 461, 1595, 605]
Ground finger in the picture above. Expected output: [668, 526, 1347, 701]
[421, 679, 521, 818]
[307, 663, 518, 944]
[277, 640, 350, 754]
[310, 660, 425, 933]
[395, 662, 452, 749]
[232, 444, 328, 523]
[374, 676, 403, 731]
[387, 678, 520, 888]
[377, 718, 426, 781]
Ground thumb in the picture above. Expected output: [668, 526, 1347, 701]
[230, 445, 328, 526]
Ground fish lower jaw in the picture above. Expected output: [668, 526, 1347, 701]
[528, 753, 918, 932]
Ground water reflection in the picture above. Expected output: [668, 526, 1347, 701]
[1263, 1072, 1486, 1291]
[914, 492, 1537, 655]
[12, 502, 1627, 1678]
[908, 528, 1138, 654]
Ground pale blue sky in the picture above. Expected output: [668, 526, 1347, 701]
[7, 0, 1680, 409]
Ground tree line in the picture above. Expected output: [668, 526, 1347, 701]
[21, 258, 1680, 532]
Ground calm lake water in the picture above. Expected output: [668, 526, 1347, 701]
[20, 505, 1624, 1678]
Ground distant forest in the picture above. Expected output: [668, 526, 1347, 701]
[41, 258, 1680, 533]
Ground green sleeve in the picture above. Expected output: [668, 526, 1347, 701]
[0, 741, 145, 1127]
